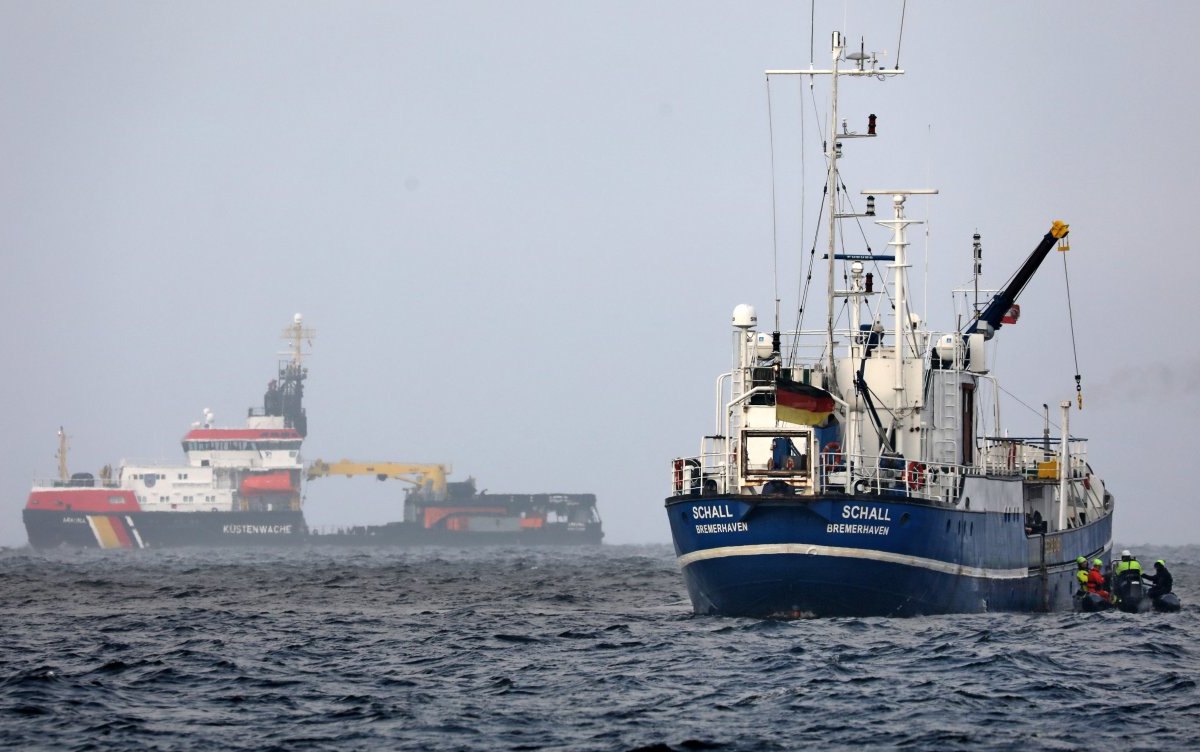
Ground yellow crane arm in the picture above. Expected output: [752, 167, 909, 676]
[306, 459, 448, 498]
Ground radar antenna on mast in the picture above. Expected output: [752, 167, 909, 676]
[268, 314, 316, 438]
[282, 313, 316, 365]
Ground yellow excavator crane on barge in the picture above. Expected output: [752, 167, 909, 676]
[306, 460, 448, 501]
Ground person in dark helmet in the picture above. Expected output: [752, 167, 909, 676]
[1142, 559, 1174, 599]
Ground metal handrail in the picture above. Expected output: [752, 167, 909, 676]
[668, 442, 1095, 503]
[31, 478, 124, 490]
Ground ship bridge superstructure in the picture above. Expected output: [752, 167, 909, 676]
[674, 216, 1109, 535]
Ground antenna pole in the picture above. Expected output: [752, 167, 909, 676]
[57, 427, 69, 482]
[973, 232, 982, 315]
[825, 32, 843, 376]
[1058, 401, 1071, 531]
[891, 195, 908, 393]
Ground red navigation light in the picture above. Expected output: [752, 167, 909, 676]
[867, 113, 877, 135]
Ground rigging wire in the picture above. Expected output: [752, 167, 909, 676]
[789, 184, 825, 369]
[799, 75, 808, 340]
[832, 188, 853, 343]
[923, 124, 932, 325]
[831, 177, 925, 361]
[1062, 247, 1084, 408]
[766, 76, 781, 330]
[807, 81, 827, 184]
[860, 377, 901, 442]
[895, 0, 907, 69]
[837, 177, 885, 302]
[787, 73, 825, 367]
[795, 82, 828, 296]
[995, 380, 1065, 432]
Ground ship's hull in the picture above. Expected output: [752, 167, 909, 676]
[24, 509, 603, 549]
[666, 493, 1112, 617]
[23, 509, 308, 549]
[310, 522, 604, 546]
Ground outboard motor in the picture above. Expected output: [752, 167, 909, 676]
[1115, 573, 1150, 614]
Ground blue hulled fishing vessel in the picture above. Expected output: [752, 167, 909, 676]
[665, 31, 1113, 617]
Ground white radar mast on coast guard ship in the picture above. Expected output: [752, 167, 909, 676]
[23, 315, 315, 548]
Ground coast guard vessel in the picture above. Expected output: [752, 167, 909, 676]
[23, 315, 605, 549]
[23, 315, 315, 548]
[665, 32, 1113, 617]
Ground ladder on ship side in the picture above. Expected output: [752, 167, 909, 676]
[726, 365, 748, 493]
[923, 378, 962, 502]
[932, 378, 960, 466]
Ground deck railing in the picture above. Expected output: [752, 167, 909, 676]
[980, 437, 1089, 479]
[670, 436, 1092, 505]
[31, 478, 123, 490]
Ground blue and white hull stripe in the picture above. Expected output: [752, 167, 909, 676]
[678, 542, 1030, 580]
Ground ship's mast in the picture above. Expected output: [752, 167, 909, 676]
[861, 190, 937, 394]
[56, 426, 69, 482]
[282, 313, 316, 366]
[270, 313, 316, 438]
[825, 32, 843, 374]
[766, 33, 902, 379]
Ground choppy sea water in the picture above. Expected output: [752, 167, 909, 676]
[1, 544, 1197, 751]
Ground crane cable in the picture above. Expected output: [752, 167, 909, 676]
[1060, 238, 1083, 408]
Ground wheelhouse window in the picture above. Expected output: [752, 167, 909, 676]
[740, 430, 813, 475]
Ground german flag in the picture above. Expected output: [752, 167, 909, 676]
[775, 377, 835, 426]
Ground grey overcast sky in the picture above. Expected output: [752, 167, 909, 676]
[2, 2, 1197, 548]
